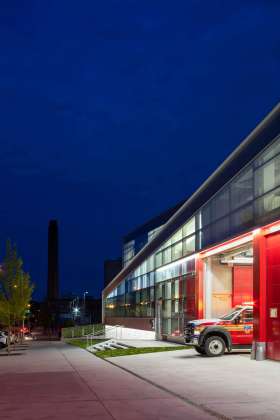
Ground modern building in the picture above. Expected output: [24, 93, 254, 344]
[103, 103, 280, 361]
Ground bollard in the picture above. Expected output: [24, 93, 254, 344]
[256, 342, 266, 361]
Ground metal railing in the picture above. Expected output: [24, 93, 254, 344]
[61, 324, 105, 339]
[85, 325, 123, 348]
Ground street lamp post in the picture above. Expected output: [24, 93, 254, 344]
[71, 297, 80, 322]
[83, 291, 88, 323]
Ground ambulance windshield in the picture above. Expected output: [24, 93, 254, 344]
[220, 307, 241, 321]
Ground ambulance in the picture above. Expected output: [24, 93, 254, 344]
[184, 304, 253, 356]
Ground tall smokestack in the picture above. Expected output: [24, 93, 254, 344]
[47, 220, 59, 300]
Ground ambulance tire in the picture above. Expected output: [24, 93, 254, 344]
[204, 335, 225, 357]
[194, 346, 206, 355]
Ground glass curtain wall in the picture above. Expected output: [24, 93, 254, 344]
[198, 134, 280, 249]
[155, 257, 195, 336]
[123, 240, 135, 267]
[105, 255, 155, 318]
[155, 217, 196, 269]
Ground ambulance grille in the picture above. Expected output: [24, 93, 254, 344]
[184, 322, 194, 340]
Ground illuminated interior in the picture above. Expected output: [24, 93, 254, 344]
[203, 243, 253, 319]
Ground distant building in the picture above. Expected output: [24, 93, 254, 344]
[47, 220, 59, 300]
[104, 259, 122, 288]
[40, 295, 102, 330]
[84, 296, 102, 324]
[43, 220, 102, 329]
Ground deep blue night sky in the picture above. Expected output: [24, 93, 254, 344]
[1, 1, 280, 300]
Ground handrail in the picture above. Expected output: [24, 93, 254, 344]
[85, 325, 124, 347]
[84, 325, 123, 337]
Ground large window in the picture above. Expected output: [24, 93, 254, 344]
[256, 187, 280, 219]
[171, 242, 182, 260]
[105, 255, 156, 319]
[255, 155, 280, 197]
[255, 137, 280, 167]
[231, 205, 253, 231]
[123, 240, 135, 267]
[163, 247, 171, 265]
[199, 136, 280, 248]
[183, 218, 195, 237]
[183, 235, 195, 255]
[148, 226, 162, 242]
[154, 217, 196, 270]
[231, 167, 253, 210]
[211, 187, 230, 221]
[171, 229, 182, 244]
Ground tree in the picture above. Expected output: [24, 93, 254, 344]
[0, 240, 34, 352]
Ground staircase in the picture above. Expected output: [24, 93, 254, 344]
[84, 325, 124, 347]
[87, 339, 134, 353]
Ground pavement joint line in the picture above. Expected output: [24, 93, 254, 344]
[104, 357, 232, 420]
[60, 350, 117, 420]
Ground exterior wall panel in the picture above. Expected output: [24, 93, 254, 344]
[232, 266, 253, 307]
[105, 317, 153, 331]
[266, 233, 280, 360]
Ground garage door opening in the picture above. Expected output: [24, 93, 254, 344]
[203, 244, 253, 319]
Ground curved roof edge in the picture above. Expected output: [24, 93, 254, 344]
[103, 102, 280, 297]
[123, 199, 185, 244]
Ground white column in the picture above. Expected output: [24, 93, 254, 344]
[204, 258, 212, 319]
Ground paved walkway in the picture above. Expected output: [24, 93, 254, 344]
[0, 341, 215, 420]
[117, 339, 182, 348]
[109, 348, 280, 420]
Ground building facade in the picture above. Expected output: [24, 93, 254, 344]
[103, 103, 280, 361]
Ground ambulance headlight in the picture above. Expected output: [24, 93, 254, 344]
[194, 329, 202, 335]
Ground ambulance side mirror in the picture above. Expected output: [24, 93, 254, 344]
[234, 315, 241, 324]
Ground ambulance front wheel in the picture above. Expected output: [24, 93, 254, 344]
[204, 336, 225, 357]
[194, 345, 206, 355]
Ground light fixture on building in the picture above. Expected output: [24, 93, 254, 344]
[267, 223, 280, 234]
[156, 253, 197, 273]
[252, 228, 261, 236]
[201, 234, 253, 258]
[220, 257, 253, 265]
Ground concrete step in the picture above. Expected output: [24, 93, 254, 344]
[87, 339, 135, 353]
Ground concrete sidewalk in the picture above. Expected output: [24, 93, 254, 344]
[0, 341, 216, 419]
[109, 348, 280, 420]
[116, 339, 183, 348]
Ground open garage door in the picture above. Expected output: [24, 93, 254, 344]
[203, 244, 253, 319]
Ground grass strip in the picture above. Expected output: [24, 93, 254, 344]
[95, 346, 188, 359]
[66, 338, 105, 349]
